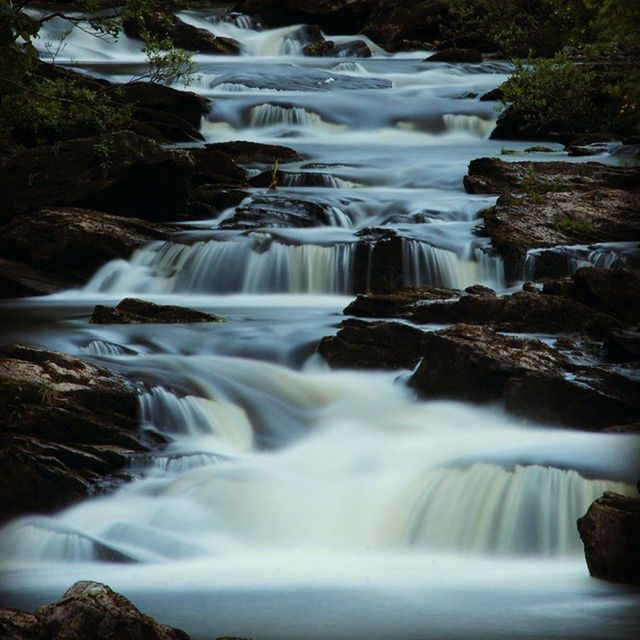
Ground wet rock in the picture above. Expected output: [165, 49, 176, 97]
[464, 157, 640, 195]
[0, 208, 170, 297]
[344, 287, 459, 318]
[353, 228, 404, 294]
[33, 581, 189, 640]
[220, 197, 334, 228]
[577, 492, 640, 585]
[0, 608, 39, 640]
[409, 291, 619, 336]
[187, 185, 249, 218]
[124, 11, 240, 55]
[572, 267, 640, 323]
[0, 344, 160, 522]
[234, 0, 373, 34]
[479, 87, 504, 101]
[409, 324, 567, 404]
[205, 141, 303, 164]
[91, 298, 224, 324]
[188, 148, 247, 188]
[490, 105, 574, 143]
[331, 39, 372, 58]
[249, 170, 337, 188]
[604, 328, 640, 363]
[426, 48, 483, 63]
[464, 285, 496, 296]
[318, 319, 429, 369]
[0, 131, 193, 222]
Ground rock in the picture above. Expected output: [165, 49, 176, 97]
[33, 581, 189, 640]
[525, 146, 555, 153]
[205, 141, 303, 164]
[188, 148, 247, 188]
[479, 87, 504, 101]
[0, 208, 169, 296]
[234, 0, 373, 34]
[220, 196, 334, 228]
[187, 185, 249, 218]
[490, 105, 575, 143]
[571, 267, 640, 323]
[426, 48, 483, 63]
[353, 229, 404, 294]
[408, 324, 567, 404]
[249, 170, 337, 188]
[91, 298, 224, 324]
[577, 492, 640, 585]
[0, 344, 161, 523]
[0, 131, 193, 222]
[344, 287, 459, 318]
[318, 319, 429, 369]
[409, 291, 619, 336]
[464, 284, 496, 296]
[0, 608, 39, 640]
[331, 39, 372, 57]
[464, 159, 640, 277]
[604, 328, 640, 363]
[124, 11, 240, 55]
[464, 158, 640, 195]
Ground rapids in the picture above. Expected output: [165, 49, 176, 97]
[1, 10, 639, 640]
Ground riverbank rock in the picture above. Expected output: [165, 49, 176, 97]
[0, 131, 193, 221]
[0, 208, 170, 297]
[344, 287, 459, 318]
[0, 581, 190, 640]
[577, 492, 640, 585]
[0, 344, 160, 523]
[464, 159, 640, 276]
[124, 11, 240, 54]
[318, 319, 429, 369]
[426, 48, 483, 63]
[91, 298, 224, 324]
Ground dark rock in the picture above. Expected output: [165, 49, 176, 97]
[187, 185, 249, 218]
[426, 48, 482, 63]
[572, 267, 640, 323]
[409, 324, 567, 404]
[409, 291, 619, 336]
[490, 105, 575, 143]
[318, 319, 428, 369]
[604, 328, 640, 363]
[0, 131, 193, 222]
[34, 581, 189, 640]
[205, 141, 303, 164]
[353, 229, 404, 294]
[249, 170, 337, 188]
[91, 298, 223, 324]
[577, 492, 640, 585]
[0, 344, 160, 522]
[344, 287, 459, 318]
[188, 148, 247, 188]
[124, 11, 240, 55]
[331, 39, 372, 57]
[220, 197, 333, 229]
[0, 208, 169, 296]
[464, 284, 496, 296]
[479, 87, 504, 101]
[0, 608, 39, 640]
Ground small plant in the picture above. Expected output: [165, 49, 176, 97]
[522, 164, 546, 204]
[268, 158, 280, 190]
[93, 140, 113, 174]
[554, 216, 592, 234]
[38, 381, 59, 406]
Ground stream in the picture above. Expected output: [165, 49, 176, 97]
[1, 11, 639, 640]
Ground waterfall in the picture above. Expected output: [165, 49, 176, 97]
[249, 104, 345, 131]
[85, 239, 355, 294]
[443, 114, 494, 138]
[402, 240, 504, 290]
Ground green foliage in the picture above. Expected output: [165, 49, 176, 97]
[554, 216, 593, 233]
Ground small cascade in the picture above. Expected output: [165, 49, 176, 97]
[406, 463, 633, 555]
[279, 173, 360, 188]
[442, 114, 494, 138]
[521, 242, 639, 280]
[206, 12, 258, 30]
[86, 238, 355, 295]
[84, 340, 133, 357]
[402, 240, 504, 290]
[140, 386, 254, 452]
[249, 104, 345, 131]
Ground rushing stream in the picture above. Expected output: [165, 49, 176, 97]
[1, 10, 639, 640]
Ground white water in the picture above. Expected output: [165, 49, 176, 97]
[2, 9, 639, 640]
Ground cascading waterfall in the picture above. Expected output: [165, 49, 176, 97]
[442, 114, 495, 138]
[249, 104, 346, 131]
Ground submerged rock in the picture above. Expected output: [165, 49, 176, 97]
[0, 207, 169, 297]
[220, 196, 334, 228]
[0, 581, 189, 640]
[205, 140, 303, 164]
[578, 492, 640, 585]
[91, 298, 224, 324]
[0, 344, 161, 523]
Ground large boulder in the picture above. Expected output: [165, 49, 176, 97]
[0, 207, 169, 297]
[318, 319, 429, 369]
[578, 492, 640, 585]
[0, 131, 194, 222]
[124, 11, 240, 54]
[344, 286, 459, 318]
[353, 229, 404, 294]
[0, 581, 190, 640]
[425, 48, 482, 63]
[91, 298, 224, 324]
[0, 344, 161, 523]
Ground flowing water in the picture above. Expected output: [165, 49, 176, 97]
[2, 11, 640, 640]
